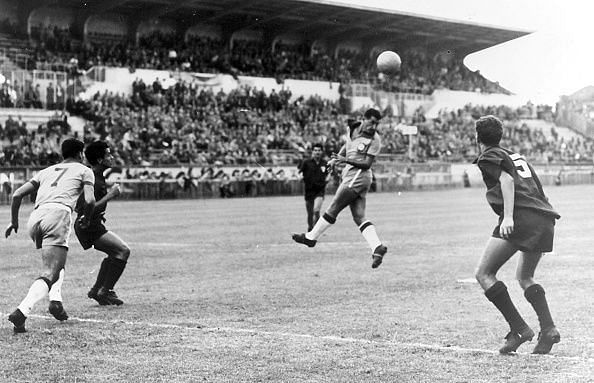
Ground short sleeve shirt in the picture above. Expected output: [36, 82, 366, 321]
[475, 146, 559, 218]
[31, 162, 95, 211]
[342, 129, 381, 179]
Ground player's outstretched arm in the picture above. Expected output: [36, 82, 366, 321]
[5, 182, 37, 238]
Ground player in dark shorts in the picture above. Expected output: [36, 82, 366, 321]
[298, 143, 329, 231]
[75, 141, 130, 306]
[473, 115, 561, 354]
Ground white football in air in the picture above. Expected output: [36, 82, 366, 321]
[376, 50, 401, 75]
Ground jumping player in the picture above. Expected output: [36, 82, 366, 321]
[298, 143, 329, 231]
[74, 141, 131, 306]
[473, 115, 561, 354]
[292, 108, 387, 268]
[5, 138, 95, 332]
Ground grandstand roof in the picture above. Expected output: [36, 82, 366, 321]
[44, 0, 530, 55]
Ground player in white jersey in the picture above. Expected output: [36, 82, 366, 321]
[5, 138, 95, 333]
[292, 109, 388, 268]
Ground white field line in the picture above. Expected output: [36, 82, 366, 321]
[3, 238, 360, 249]
[124, 241, 360, 249]
[3, 312, 592, 364]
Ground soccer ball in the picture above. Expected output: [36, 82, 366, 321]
[376, 50, 401, 75]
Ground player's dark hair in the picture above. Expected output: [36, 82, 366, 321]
[85, 141, 109, 165]
[475, 115, 503, 146]
[312, 143, 323, 151]
[364, 108, 382, 121]
[61, 138, 85, 159]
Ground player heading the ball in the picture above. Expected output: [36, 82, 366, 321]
[292, 108, 388, 269]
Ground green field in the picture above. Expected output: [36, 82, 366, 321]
[1, 185, 593, 382]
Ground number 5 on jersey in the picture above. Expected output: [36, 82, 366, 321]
[509, 153, 531, 179]
[51, 168, 69, 187]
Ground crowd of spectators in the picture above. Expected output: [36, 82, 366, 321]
[2, 23, 592, 169]
[72, 78, 348, 166]
[2, 75, 592, 168]
[23, 24, 507, 95]
[414, 104, 594, 163]
[0, 112, 72, 166]
[1, 77, 67, 109]
[0, 79, 18, 107]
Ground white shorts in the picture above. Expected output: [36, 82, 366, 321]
[27, 206, 72, 249]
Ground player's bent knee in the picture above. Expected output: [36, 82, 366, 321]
[517, 277, 535, 290]
[474, 268, 491, 284]
[116, 245, 131, 261]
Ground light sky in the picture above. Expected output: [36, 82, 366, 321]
[328, 0, 594, 105]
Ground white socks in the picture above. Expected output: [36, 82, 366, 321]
[17, 268, 64, 317]
[304, 216, 382, 251]
[18, 279, 50, 317]
[359, 221, 382, 251]
[306, 215, 333, 241]
[48, 269, 65, 302]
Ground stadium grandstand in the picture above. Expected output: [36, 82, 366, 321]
[0, 0, 592, 194]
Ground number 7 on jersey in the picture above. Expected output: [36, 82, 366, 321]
[51, 167, 69, 187]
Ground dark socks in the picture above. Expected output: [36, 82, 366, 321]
[524, 284, 555, 330]
[102, 258, 127, 291]
[485, 281, 529, 333]
[93, 258, 110, 291]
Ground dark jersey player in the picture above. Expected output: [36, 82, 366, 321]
[473, 115, 560, 354]
[298, 143, 329, 231]
[75, 141, 131, 305]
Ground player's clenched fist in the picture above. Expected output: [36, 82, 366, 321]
[109, 184, 121, 198]
[5, 223, 18, 238]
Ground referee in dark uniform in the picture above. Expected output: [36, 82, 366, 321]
[298, 143, 329, 231]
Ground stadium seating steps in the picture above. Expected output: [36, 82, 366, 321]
[0, 107, 61, 126]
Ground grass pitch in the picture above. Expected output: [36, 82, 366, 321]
[1, 185, 593, 382]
